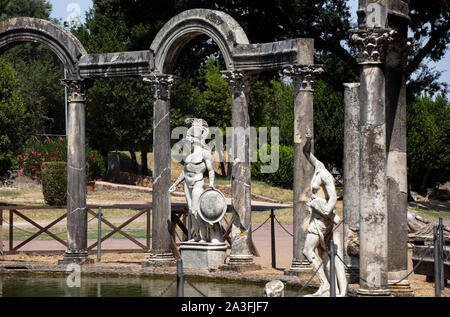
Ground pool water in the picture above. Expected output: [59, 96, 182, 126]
[0, 273, 309, 297]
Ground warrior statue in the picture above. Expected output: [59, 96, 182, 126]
[302, 129, 348, 297]
[169, 118, 224, 244]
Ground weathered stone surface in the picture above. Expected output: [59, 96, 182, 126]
[180, 242, 227, 270]
[150, 9, 249, 73]
[343, 83, 360, 283]
[0, 17, 86, 79]
[143, 75, 176, 266]
[79, 51, 152, 78]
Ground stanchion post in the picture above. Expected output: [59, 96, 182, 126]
[177, 258, 184, 297]
[438, 218, 444, 291]
[434, 225, 441, 297]
[270, 209, 276, 269]
[97, 207, 102, 263]
[330, 239, 336, 297]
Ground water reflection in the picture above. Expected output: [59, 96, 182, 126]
[0, 274, 308, 297]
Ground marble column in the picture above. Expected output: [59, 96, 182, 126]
[142, 74, 177, 267]
[283, 65, 323, 274]
[220, 70, 260, 271]
[386, 34, 413, 296]
[343, 83, 361, 283]
[59, 79, 92, 265]
[352, 28, 395, 295]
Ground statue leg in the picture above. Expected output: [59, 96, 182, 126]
[303, 233, 330, 296]
[333, 232, 348, 297]
[210, 223, 223, 244]
[185, 185, 200, 242]
[192, 182, 207, 242]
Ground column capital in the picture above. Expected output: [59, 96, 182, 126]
[220, 70, 256, 95]
[60, 79, 92, 103]
[143, 74, 178, 101]
[283, 64, 324, 91]
[351, 28, 398, 64]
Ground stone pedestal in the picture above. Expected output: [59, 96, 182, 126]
[141, 252, 176, 268]
[58, 251, 93, 265]
[180, 242, 227, 270]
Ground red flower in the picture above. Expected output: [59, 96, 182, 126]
[51, 157, 56, 161]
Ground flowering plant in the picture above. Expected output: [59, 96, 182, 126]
[18, 137, 105, 182]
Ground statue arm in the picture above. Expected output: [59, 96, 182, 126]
[169, 170, 185, 193]
[204, 151, 215, 188]
[303, 129, 318, 168]
[323, 174, 337, 214]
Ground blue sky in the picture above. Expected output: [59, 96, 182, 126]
[48, 0, 448, 95]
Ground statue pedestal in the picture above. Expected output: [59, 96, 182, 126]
[179, 241, 227, 270]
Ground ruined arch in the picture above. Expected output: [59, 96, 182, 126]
[150, 9, 250, 73]
[0, 17, 86, 79]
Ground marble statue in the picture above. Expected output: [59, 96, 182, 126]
[302, 129, 348, 297]
[408, 211, 450, 237]
[169, 118, 224, 244]
[264, 280, 285, 297]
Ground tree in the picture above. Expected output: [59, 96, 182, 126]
[73, 10, 154, 175]
[407, 95, 450, 193]
[0, 57, 27, 183]
[0, 0, 65, 136]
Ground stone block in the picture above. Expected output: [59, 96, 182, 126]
[180, 242, 227, 270]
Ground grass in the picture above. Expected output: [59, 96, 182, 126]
[410, 207, 450, 221]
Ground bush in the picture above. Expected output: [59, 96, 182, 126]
[19, 137, 105, 182]
[251, 144, 294, 189]
[41, 162, 67, 206]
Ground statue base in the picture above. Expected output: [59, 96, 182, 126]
[357, 288, 392, 297]
[284, 259, 312, 276]
[219, 254, 261, 272]
[179, 241, 227, 270]
[142, 252, 176, 268]
[58, 251, 93, 265]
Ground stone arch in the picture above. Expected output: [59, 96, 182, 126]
[0, 17, 86, 79]
[150, 9, 250, 73]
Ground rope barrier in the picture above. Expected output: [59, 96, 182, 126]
[156, 277, 177, 297]
[185, 279, 208, 297]
[297, 260, 323, 296]
[274, 216, 294, 237]
[252, 216, 270, 233]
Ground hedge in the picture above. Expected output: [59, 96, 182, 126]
[41, 161, 67, 206]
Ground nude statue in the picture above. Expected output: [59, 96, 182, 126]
[169, 118, 223, 243]
[302, 129, 348, 297]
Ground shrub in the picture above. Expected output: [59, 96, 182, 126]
[41, 162, 67, 206]
[19, 137, 105, 182]
[251, 144, 294, 189]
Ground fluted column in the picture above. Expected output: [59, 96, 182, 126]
[59, 79, 92, 265]
[343, 83, 361, 283]
[142, 74, 177, 267]
[220, 70, 260, 271]
[352, 28, 395, 296]
[283, 65, 323, 274]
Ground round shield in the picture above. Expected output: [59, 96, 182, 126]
[199, 188, 227, 225]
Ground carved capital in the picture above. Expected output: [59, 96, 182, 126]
[220, 70, 256, 96]
[143, 74, 178, 101]
[283, 64, 324, 91]
[351, 28, 397, 64]
[60, 79, 92, 103]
